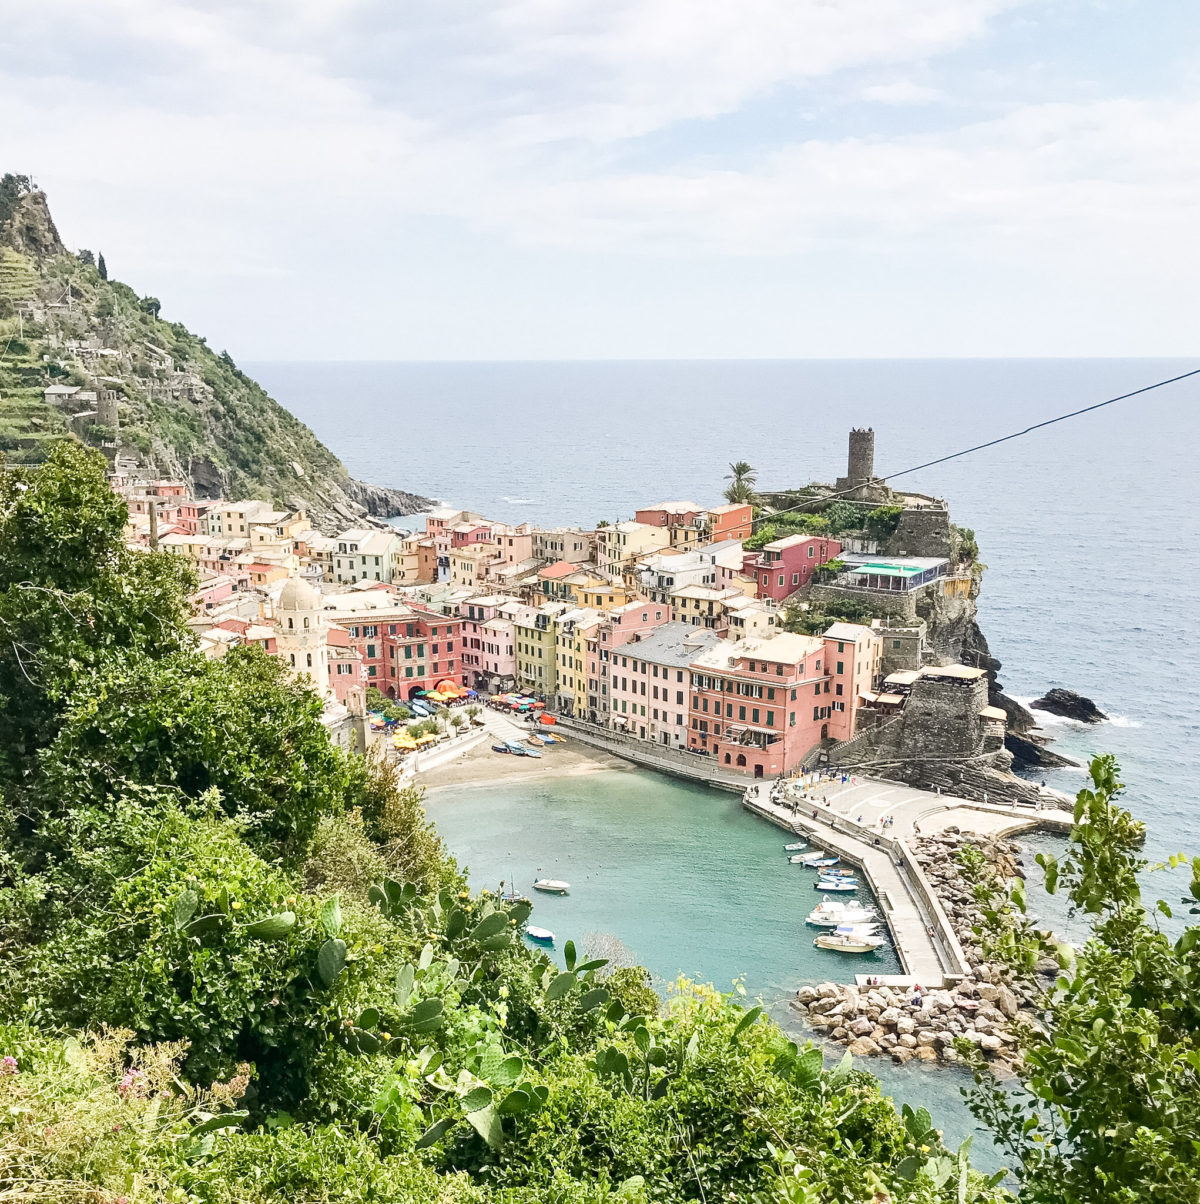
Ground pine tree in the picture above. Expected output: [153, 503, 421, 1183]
[97, 251, 107, 280]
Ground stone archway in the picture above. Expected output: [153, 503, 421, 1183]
[736, 753, 747, 767]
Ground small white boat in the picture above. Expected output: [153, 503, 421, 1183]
[815, 878, 858, 892]
[799, 854, 839, 868]
[532, 879, 570, 895]
[525, 926, 555, 944]
[784, 841, 807, 852]
[814, 924, 884, 953]
[806, 901, 877, 927]
[788, 854, 811, 864]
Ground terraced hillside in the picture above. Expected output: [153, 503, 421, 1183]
[0, 177, 431, 530]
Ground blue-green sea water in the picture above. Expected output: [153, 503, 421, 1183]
[425, 770, 993, 1158]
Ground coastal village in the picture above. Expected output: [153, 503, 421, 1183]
[117, 428, 1023, 797]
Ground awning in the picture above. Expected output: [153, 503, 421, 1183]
[426, 691, 449, 702]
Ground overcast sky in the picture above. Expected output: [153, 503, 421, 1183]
[5, 1, 1198, 360]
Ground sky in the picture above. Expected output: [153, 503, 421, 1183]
[4, 0, 1199, 360]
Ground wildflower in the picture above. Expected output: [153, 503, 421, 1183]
[0, 1055, 17, 1075]
[117, 1069, 147, 1099]
[231, 901, 242, 911]
[381, 1031, 391, 1041]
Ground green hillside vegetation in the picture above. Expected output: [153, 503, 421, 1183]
[0, 177, 429, 528]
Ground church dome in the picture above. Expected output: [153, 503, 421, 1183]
[278, 576, 319, 612]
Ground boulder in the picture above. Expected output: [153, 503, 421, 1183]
[891, 1047, 913, 1064]
[796, 986, 819, 1005]
[879, 1007, 902, 1026]
[895, 1017, 916, 1036]
[996, 986, 1020, 1019]
[979, 1034, 1004, 1053]
[848, 1037, 881, 1057]
[849, 1017, 874, 1037]
[1030, 688, 1107, 724]
[817, 983, 839, 999]
[914, 1046, 939, 1062]
[977, 984, 1000, 1003]
[898, 1034, 918, 1049]
[879, 1033, 898, 1049]
[916, 1030, 939, 1047]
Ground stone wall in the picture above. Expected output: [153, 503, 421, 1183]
[898, 674, 990, 760]
[886, 506, 951, 558]
[809, 581, 919, 621]
[878, 620, 926, 675]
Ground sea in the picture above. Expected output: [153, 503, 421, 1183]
[249, 358, 1200, 1160]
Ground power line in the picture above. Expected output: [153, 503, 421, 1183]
[756, 366, 1200, 526]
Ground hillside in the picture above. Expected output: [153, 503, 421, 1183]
[0, 176, 432, 531]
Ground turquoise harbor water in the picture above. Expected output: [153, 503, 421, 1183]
[252, 357, 1200, 1161]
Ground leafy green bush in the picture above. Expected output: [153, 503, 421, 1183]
[864, 505, 904, 542]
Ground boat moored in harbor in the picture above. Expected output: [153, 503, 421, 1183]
[532, 879, 570, 895]
[525, 926, 555, 944]
[813, 924, 885, 954]
[806, 900, 877, 927]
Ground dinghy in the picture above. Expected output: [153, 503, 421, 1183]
[798, 854, 839, 868]
[815, 878, 858, 892]
[532, 879, 570, 895]
[784, 841, 807, 852]
[525, 926, 555, 945]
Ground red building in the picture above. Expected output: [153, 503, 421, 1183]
[326, 601, 463, 699]
[705, 503, 753, 543]
[687, 632, 831, 776]
[742, 534, 842, 602]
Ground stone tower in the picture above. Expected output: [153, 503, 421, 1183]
[97, 390, 119, 434]
[275, 576, 328, 696]
[847, 427, 874, 486]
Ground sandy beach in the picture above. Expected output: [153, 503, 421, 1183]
[419, 734, 632, 792]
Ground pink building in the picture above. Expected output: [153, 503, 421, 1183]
[687, 632, 831, 777]
[607, 623, 719, 747]
[587, 599, 672, 722]
[743, 535, 842, 602]
[326, 626, 367, 705]
[822, 622, 882, 742]
[459, 595, 518, 693]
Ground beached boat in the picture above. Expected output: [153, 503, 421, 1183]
[525, 926, 555, 944]
[527, 735, 545, 746]
[491, 744, 510, 754]
[522, 746, 542, 758]
[813, 925, 885, 954]
[784, 841, 807, 852]
[532, 879, 570, 895]
[806, 901, 877, 927]
[505, 742, 529, 756]
[798, 854, 839, 868]
[815, 878, 858, 892]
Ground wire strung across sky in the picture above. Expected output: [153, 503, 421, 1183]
[757, 366, 1200, 525]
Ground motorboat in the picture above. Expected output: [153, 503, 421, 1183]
[798, 854, 839, 868]
[532, 879, 570, 895]
[788, 854, 812, 864]
[815, 878, 858, 892]
[813, 925, 885, 954]
[491, 744, 510, 754]
[819, 867, 857, 878]
[525, 926, 555, 944]
[784, 841, 807, 852]
[806, 900, 877, 927]
[818, 873, 859, 886]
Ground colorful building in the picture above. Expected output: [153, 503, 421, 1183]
[554, 607, 603, 717]
[743, 535, 843, 602]
[607, 622, 719, 747]
[821, 622, 883, 742]
[512, 602, 567, 697]
[633, 501, 707, 549]
[705, 503, 753, 543]
[460, 594, 519, 694]
[597, 521, 672, 578]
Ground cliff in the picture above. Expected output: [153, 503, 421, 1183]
[0, 178, 433, 532]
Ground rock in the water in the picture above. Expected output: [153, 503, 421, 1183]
[1006, 732, 1081, 768]
[1030, 688, 1107, 724]
[848, 1037, 881, 1056]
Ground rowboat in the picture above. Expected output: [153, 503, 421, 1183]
[505, 742, 529, 756]
[788, 854, 811, 864]
[815, 878, 858, 892]
[532, 879, 570, 895]
[806, 900, 877, 927]
[813, 924, 884, 954]
[798, 854, 839, 868]
[525, 926, 555, 944]
[819, 867, 857, 878]
[527, 735, 545, 746]
[784, 841, 807, 852]
[491, 744, 510, 753]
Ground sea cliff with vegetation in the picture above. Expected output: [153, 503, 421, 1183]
[0, 176, 431, 531]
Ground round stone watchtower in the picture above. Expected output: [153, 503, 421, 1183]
[847, 427, 875, 486]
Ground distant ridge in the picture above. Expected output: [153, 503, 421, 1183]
[0, 175, 433, 531]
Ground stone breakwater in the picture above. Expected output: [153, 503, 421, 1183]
[795, 831, 1052, 1070]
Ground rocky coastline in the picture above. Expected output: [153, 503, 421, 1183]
[794, 831, 1053, 1072]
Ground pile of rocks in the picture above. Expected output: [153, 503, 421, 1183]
[793, 975, 1022, 1067]
[795, 832, 1046, 1070]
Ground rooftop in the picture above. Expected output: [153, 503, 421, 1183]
[616, 620, 720, 669]
[823, 621, 877, 641]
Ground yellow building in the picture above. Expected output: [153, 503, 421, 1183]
[448, 542, 500, 589]
[563, 570, 638, 612]
[554, 607, 602, 715]
[513, 602, 566, 697]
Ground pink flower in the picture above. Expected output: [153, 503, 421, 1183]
[0, 1056, 17, 1075]
[117, 1069, 147, 1099]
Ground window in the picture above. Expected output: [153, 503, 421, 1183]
[368, 665, 377, 677]
[836, 684, 843, 696]
[893, 639, 902, 649]
[677, 670, 683, 682]
[366, 644, 376, 659]
[808, 546, 814, 557]
[405, 645, 412, 659]
[738, 705, 746, 721]
[286, 617, 294, 629]
[837, 661, 844, 674]
[676, 691, 683, 705]
[789, 712, 796, 727]
[751, 708, 759, 724]
[777, 574, 784, 587]
[792, 573, 799, 585]
[405, 666, 413, 678]
[814, 684, 821, 696]
[363, 625, 377, 637]
[766, 711, 774, 726]
[813, 706, 820, 720]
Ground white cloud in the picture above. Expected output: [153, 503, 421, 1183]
[861, 80, 945, 105]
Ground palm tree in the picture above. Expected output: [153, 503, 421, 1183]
[724, 461, 756, 504]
